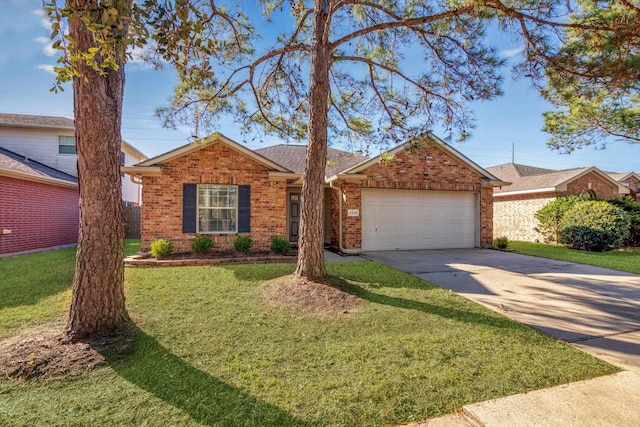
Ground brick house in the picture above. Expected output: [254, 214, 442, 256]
[607, 172, 640, 201]
[0, 147, 79, 257]
[124, 133, 504, 253]
[486, 163, 631, 242]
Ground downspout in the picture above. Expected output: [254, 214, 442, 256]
[331, 183, 361, 254]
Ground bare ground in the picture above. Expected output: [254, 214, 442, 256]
[0, 324, 134, 381]
[263, 274, 363, 317]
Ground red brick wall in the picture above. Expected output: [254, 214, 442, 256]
[141, 143, 287, 252]
[623, 177, 639, 201]
[334, 141, 493, 249]
[0, 176, 79, 255]
[562, 172, 617, 199]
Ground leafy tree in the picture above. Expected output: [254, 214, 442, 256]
[46, 0, 250, 340]
[158, 1, 630, 282]
[541, 0, 640, 152]
[46, 0, 635, 326]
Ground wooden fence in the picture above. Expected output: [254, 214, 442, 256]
[123, 205, 141, 238]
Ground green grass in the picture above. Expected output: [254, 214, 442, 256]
[0, 249, 619, 426]
[0, 239, 141, 338]
[510, 241, 640, 274]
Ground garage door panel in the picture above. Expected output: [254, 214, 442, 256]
[362, 189, 477, 251]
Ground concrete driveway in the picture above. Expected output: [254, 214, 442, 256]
[362, 249, 640, 373]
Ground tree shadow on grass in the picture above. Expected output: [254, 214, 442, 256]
[106, 328, 310, 427]
[333, 277, 528, 332]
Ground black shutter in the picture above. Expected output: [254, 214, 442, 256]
[238, 185, 251, 232]
[182, 184, 197, 233]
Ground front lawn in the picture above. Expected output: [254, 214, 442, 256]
[510, 241, 640, 274]
[0, 248, 618, 426]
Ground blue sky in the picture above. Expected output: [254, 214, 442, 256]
[0, 0, 637, 173]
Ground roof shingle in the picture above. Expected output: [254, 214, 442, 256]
[255, 144, 369, 178]
[0, 146, 78, 184]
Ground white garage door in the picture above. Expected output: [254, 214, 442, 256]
[362, 189, 477, 251]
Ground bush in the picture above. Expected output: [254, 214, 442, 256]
[191, 235, 214, 254]
[150, 238, 174, 259]
[493, 236, 509, 249]
[559, 201, 630, 251]
[534, 196, 582, 243]
[607, 197, 640, 247]
[270, 236, 292, 255]
[233, 235, 253, 254]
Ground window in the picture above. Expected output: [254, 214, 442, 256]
[198, 184, 238, 233]
[120, 151, 125, 177]
[58, 136, 76, 154]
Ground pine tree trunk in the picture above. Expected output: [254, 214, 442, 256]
[294, 0, 331, 282]
[65, 0, 130, 340]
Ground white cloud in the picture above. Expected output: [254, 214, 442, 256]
[32, 8, 52, 31]
[35, 36, 57, 56]
[500, 47, 524, 58]
[36, 63, 56, 75]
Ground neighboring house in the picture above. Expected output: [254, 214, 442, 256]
[0, 113, 147, 205]
[123, 132, 505, 253]
[486, 163, 631, 242]
[606, 172, 640, 201]
[0, 147, 79, 257]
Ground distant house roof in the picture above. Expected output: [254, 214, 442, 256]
[0, 113, 75, 130]
[0, 112, 147, 160]
[607, 171, 640, 183]
[487, 163, 628, 196]
[255, 144, 369, 179]
[0, 146, 78, 188]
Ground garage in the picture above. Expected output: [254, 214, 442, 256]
[361, 189, 478, 251]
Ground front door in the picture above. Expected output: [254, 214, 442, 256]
[289, 193, 300, 242]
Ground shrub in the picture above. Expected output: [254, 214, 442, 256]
[191, 235, 214, 254]
[233, 235, 253, 254]
[270, 236, 292, 255]
[607, 197, 640, 247]
[150, 238, 174, 259]
[534, 196, 582, 243]
[559, 201, 630, 251]
[493, 236, 509, 249]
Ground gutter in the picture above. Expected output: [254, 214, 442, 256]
[330, 183, 362, 255]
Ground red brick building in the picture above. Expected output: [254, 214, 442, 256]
[125, 133, 503, 254]
[486, 163, 632, 242]
[0, 147, 79, 257]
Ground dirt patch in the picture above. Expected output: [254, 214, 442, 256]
[263, 275, 363, 317]
[0, 325, 134, 381]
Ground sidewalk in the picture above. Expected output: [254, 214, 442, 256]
[408, 370, 640, 427]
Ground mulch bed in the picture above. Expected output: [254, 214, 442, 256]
[0, 325, 134, 381]
[263, 274, 363, 317]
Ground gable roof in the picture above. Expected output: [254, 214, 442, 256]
[129, 133, 291, 175]
[337, 132, 505, 185]
[487, 163, 628, 196]
[607, 171, 640, 183]
[0, 113, 147, 160]
[255, 144, 369, 179]
[0, 146, 78, 188]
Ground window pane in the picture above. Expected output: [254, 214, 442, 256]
[197, 184, 238, 233]
[198, 208, 236, 233]
[58, 136, 76, 154]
